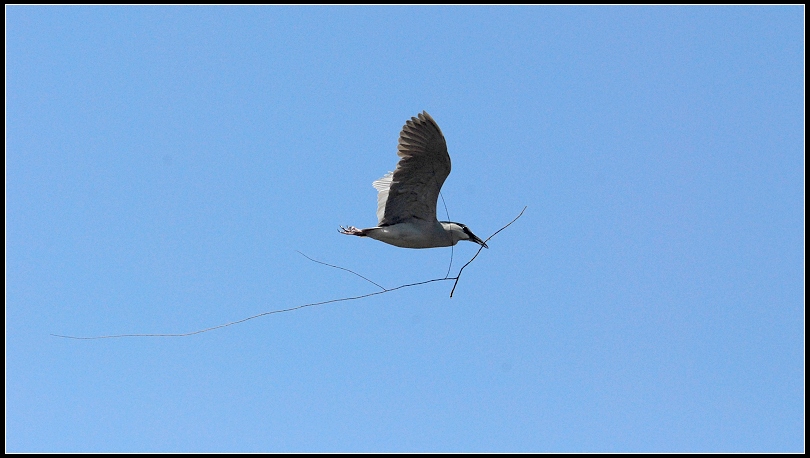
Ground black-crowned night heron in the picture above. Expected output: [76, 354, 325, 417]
[339, 111, 488, 249]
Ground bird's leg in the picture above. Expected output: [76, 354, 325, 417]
[338, 226, 366, 237]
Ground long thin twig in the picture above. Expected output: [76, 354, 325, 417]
[51, 206, 526, 340]
[450, 206, 526, 297]
[439, 191, 454, 279]
[295, 250, 386, 291]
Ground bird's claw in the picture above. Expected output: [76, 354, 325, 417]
[338, 225, 362, 235]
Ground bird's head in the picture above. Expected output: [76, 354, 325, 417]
[441, 222, 488, 249]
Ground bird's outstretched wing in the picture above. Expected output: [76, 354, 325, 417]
[373, 111, 450, 226]
[372, 172, 394, 225]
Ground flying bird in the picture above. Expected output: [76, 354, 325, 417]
[340, 111, 487, 249]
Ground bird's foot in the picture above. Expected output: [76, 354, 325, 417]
[338, 226, 365, 236]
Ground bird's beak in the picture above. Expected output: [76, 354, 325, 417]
[470, 232, 489, 249]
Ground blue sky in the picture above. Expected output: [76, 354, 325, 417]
[6, 6, 803, 452]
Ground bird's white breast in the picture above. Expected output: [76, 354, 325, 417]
[366, 220, 455, 249]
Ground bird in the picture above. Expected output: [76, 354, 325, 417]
[339, 111, 488, 249]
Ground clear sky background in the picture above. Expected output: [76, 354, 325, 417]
[6, 6, 804, 452]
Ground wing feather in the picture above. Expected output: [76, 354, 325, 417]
[376, 111, 450, 226]
[372, 172, 393, 225]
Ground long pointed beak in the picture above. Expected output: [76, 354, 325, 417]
[470, 233, 489, 249]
